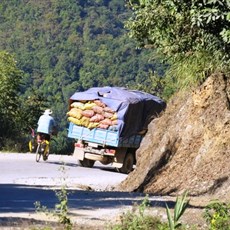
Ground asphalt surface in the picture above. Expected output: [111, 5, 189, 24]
[0, 153, 168, 228]
[0, 153, 129, 211]
[0, 152, 127, 189]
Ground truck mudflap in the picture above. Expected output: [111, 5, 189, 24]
[111, 148, 126, 168]
[73, 147, 84, 160]
[111, 148, 135, 173]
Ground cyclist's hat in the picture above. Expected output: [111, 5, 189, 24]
[44, 109, 53, 115]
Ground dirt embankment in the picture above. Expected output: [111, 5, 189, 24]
[118, 73, 230, 202]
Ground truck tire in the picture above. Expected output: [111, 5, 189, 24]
[118, 152, 134, 174]
[78, 159, 95, 168]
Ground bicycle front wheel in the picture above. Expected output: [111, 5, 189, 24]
[35, 143, 42, 162]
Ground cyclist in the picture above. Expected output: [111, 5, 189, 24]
[36, 109, 57, 159]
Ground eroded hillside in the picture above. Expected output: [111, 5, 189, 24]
[118, 74, 230, 201]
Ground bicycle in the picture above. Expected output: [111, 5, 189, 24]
[28, 128, 50, 162]
[35, 139, 50, 162]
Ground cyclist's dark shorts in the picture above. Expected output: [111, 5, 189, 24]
[38, 132, 50, 141]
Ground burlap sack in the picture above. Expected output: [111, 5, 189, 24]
[80, 116, 90, 127]
[92, 105, 104, 114]
[84, 102, 96, 110]
[104, 106, 115, 113]
[94, 100, 106, 108]
[110, 113, 117, 121]
[104, 112, 114, 119]
[112, 119, 118, 125]
[68, 117, 81, 125]
[100, 118, 112, 126]
[88, 122, 99, 129]
[98, 124, 109, 129]
[90, 114, 104, 122]
[67, 108, 82, 119]
[71, 102, 85, 110]
[81, 109, 95, 118]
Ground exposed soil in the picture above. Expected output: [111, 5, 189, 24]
[119, 73, 230, 198]
[116, 73, 230, 227]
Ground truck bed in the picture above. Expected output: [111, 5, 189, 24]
[68, 122, 142, 148]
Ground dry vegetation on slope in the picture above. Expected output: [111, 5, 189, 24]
[119, 73, 230, 202]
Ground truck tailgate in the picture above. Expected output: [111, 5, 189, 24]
[68, 122, 142, 148]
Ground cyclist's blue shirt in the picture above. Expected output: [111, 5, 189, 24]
[37, 114, 56, 134]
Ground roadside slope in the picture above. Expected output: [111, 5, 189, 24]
[118, 73, 230, 201]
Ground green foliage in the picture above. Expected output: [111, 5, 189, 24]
[17, 90, 48, 134]
[35, 165, 73, 230]
[0, 0, 167, 153]
[0, 51, 23, 141]
[164, 49, 227, 94]
[34, 201, 50, 215]
[54, 166, 73, 230]
[126, 0, 230, 90]
[126, 0, 230, 58]
[55, 187, 72, 229]
[204, 200, 230, 230]
[165, 191, 189, 230]
[133, 70, 172, 101]
[50, 130, 74, 155]
[110, 195, 168, 230]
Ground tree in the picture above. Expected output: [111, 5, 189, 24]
[0, 0, 169, 151]
[0, 51, 23, 138]
[125, 0, 230, 91]
[17, 90, 48, 135]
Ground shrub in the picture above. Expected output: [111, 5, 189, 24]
[165, 191, 189, 230]
[110, 195, 168, 230]
[204, 200, 230, 230]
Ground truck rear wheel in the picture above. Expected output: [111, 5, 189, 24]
[117, 152, 134, 174]
[78, 159, 95, 168]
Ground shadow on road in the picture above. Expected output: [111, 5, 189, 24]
[0, 184, 57, 213]
[0, 184, 203, 215]
[45, 160, 79, 167]
[46, 160, 119, 173]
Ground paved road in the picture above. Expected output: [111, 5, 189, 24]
[0, 152, 127, 189]
[0, 153, 167, 228]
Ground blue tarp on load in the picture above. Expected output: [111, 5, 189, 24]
[69, 86, 166, 138]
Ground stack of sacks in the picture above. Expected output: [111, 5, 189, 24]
[67, 100, 118, 130]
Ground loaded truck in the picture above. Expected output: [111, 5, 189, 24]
[67, 87, 166, 174]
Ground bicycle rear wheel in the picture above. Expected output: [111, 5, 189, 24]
[35, 143, 42, 162]
[42, 141, 49, 161]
